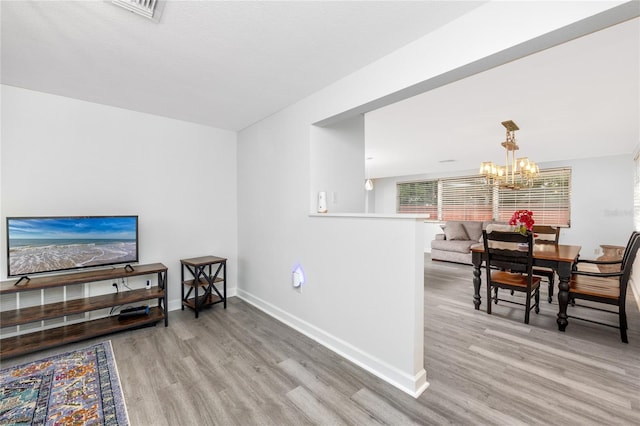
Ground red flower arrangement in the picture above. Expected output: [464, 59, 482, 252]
[509, 209, 535, 235]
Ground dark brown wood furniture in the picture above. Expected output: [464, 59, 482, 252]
[573, 231, 638, 273]
[482, 230, 541, 324]
[532, 225, 561, 302]
[569, 232, 640, 343]
[472, 242, 581, 331]
[181, 255, 227, 318]
[0, 263, 168, 359]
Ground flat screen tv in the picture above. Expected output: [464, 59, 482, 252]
[7, 216, 138, 277]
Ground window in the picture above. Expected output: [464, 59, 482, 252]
[497, 168, 571, 226]
[396, 180, 437, 217]
[440, 176, 493, 221]
[397, 167, 571, 226]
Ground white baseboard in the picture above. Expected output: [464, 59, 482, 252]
[235, 288, 428, 398]
[630, 278, 640, 310]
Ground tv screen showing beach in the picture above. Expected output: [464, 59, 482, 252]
[7, 216, 138, 277]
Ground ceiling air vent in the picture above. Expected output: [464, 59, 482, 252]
[112, 0, 163, 21]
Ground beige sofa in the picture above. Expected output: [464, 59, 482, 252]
[431, 220, 500, 264]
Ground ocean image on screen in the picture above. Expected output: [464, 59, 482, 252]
[8, 217, 138, 276]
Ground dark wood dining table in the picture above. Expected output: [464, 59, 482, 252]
[471, 243, 582, 331]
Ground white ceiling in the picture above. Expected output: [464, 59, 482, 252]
[2, 1, 638, 180]
[365, 16, 640, 178]
[1, 0, 484, 131]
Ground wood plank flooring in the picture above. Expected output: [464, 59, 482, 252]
[2, 254, 639, 425]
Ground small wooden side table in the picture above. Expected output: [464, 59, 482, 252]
[180, 255, 227, 318]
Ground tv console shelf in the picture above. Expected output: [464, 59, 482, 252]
[0, 263, 168, 360]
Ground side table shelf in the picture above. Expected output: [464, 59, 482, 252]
[0, 263, 168, 360]
[181, 256, 227, 318]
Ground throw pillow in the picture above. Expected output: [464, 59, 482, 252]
[444, 222, 469, 241]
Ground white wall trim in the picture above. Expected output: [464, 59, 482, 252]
[309, 213, 429, 219]
[235, 288, 429, 398]
[630, 278, 640, 310]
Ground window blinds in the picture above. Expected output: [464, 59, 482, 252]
[497, 168, 571, 226]
[397, 167, 571, 226]
[440, 176, 493, 221]
[396, 180, 438, 216]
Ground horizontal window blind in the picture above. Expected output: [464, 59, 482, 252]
[397, 180, 438, 216]
[397, 167, 572, 225]
[497, 167, 571, 226]
[441, 176, 493, 221]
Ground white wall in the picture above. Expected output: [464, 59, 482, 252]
[236, 100, 427, 395]
[371, 155, 634, 256]
[236, 1, 628, 397]
[310, 115, 365, 213]
[557, 156, 634, 256]
[0, 85, 238, 311]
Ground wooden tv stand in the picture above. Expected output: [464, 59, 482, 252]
[0, 263, 168, 360]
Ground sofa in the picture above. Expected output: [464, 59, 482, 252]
[431, 220, 502, 264]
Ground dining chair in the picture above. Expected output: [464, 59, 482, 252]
[574, 231, 639, 273]
[532, 225, 560, 303]
[568, 232, 640, 343]
[482, 230, 541, 324]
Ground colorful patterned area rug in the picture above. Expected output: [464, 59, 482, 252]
[0, 341, 129, 425]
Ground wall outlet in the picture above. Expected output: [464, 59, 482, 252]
[292, 264, 304, 292]
[146, 280, 151, 289]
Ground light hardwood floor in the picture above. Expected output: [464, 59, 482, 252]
[3, 255, 639, 425]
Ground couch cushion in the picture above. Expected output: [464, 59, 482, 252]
[463, 221, 483, 242]
[482, 221, 495, 230]
[444, 221, 469, 241]
[485, 223, 513, 233]
[479, 223, 514, 246]
[431, 239, 477, 254]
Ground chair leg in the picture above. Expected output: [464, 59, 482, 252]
[494, 287, 499, 304]
[535, 288, 540, 314]
[548, 274, 554, 303]
[487, 283, 492, 315]
[620, 306, 628, 343]
[524, 292, 531, 324]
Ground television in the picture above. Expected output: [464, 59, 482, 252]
[7, 216, 139, 277]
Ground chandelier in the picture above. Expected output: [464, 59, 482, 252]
[479, 120, 539, 190]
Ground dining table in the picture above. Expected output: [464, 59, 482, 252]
[471, 243, 582, 331]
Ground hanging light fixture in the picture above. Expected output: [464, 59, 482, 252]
[365, 157, 374, 191]
[479, 120, 539, 190]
